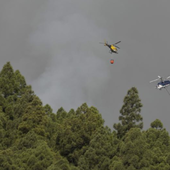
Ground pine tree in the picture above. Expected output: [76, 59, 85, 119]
[78, 126, 117, 170]
[18, 96, 47, 136]
[120, 128, 148, 169]
[150, 119, 163, 129]
[0, 62, 15, 98]
[113, 87, 143, 138]
[145, 127, 170, 169]
[56, 103, 104, 166]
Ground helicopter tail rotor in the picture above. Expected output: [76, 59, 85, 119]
[99, 40, 108, 46]
[104, 40, 108, 46]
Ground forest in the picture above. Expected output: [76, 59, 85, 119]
[0, 62, 170, 170]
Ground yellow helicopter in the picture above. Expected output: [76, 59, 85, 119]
[100, 40, 121, 54]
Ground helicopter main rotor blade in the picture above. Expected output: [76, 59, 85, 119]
[156, 75, 164, 82]
[115, 41, 121, 44]
[150, 78, 160, 83]
[166, 76, 170, 79]
[114, 45, 120, 49]
[100, 40, 108, 44]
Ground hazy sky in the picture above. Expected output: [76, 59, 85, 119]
[1, 0, 170, 131]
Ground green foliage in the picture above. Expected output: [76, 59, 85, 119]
[0, 111, 6, 143]
[120, 128, 149, 169]
[78, 126, 118, 170]
[0, 62, 26, 99]
[18, 96, 48, 136]
[114, 87, 143, 138]
[56, 103, 104, 166]
[56, 107, 68, 121]
[110, 156, 125, 170]
[151, 119, 163, 129]
[144, 128, 170, 169]
[0, 62, 170, 170]
[0, 62, 15, 98]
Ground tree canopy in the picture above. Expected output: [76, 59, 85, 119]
[113, 87, 143, 138]
[0, 62, 169, 170]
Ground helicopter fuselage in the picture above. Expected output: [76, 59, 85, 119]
[106, 44, 118, 53]
[157, 80, 170, 89]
